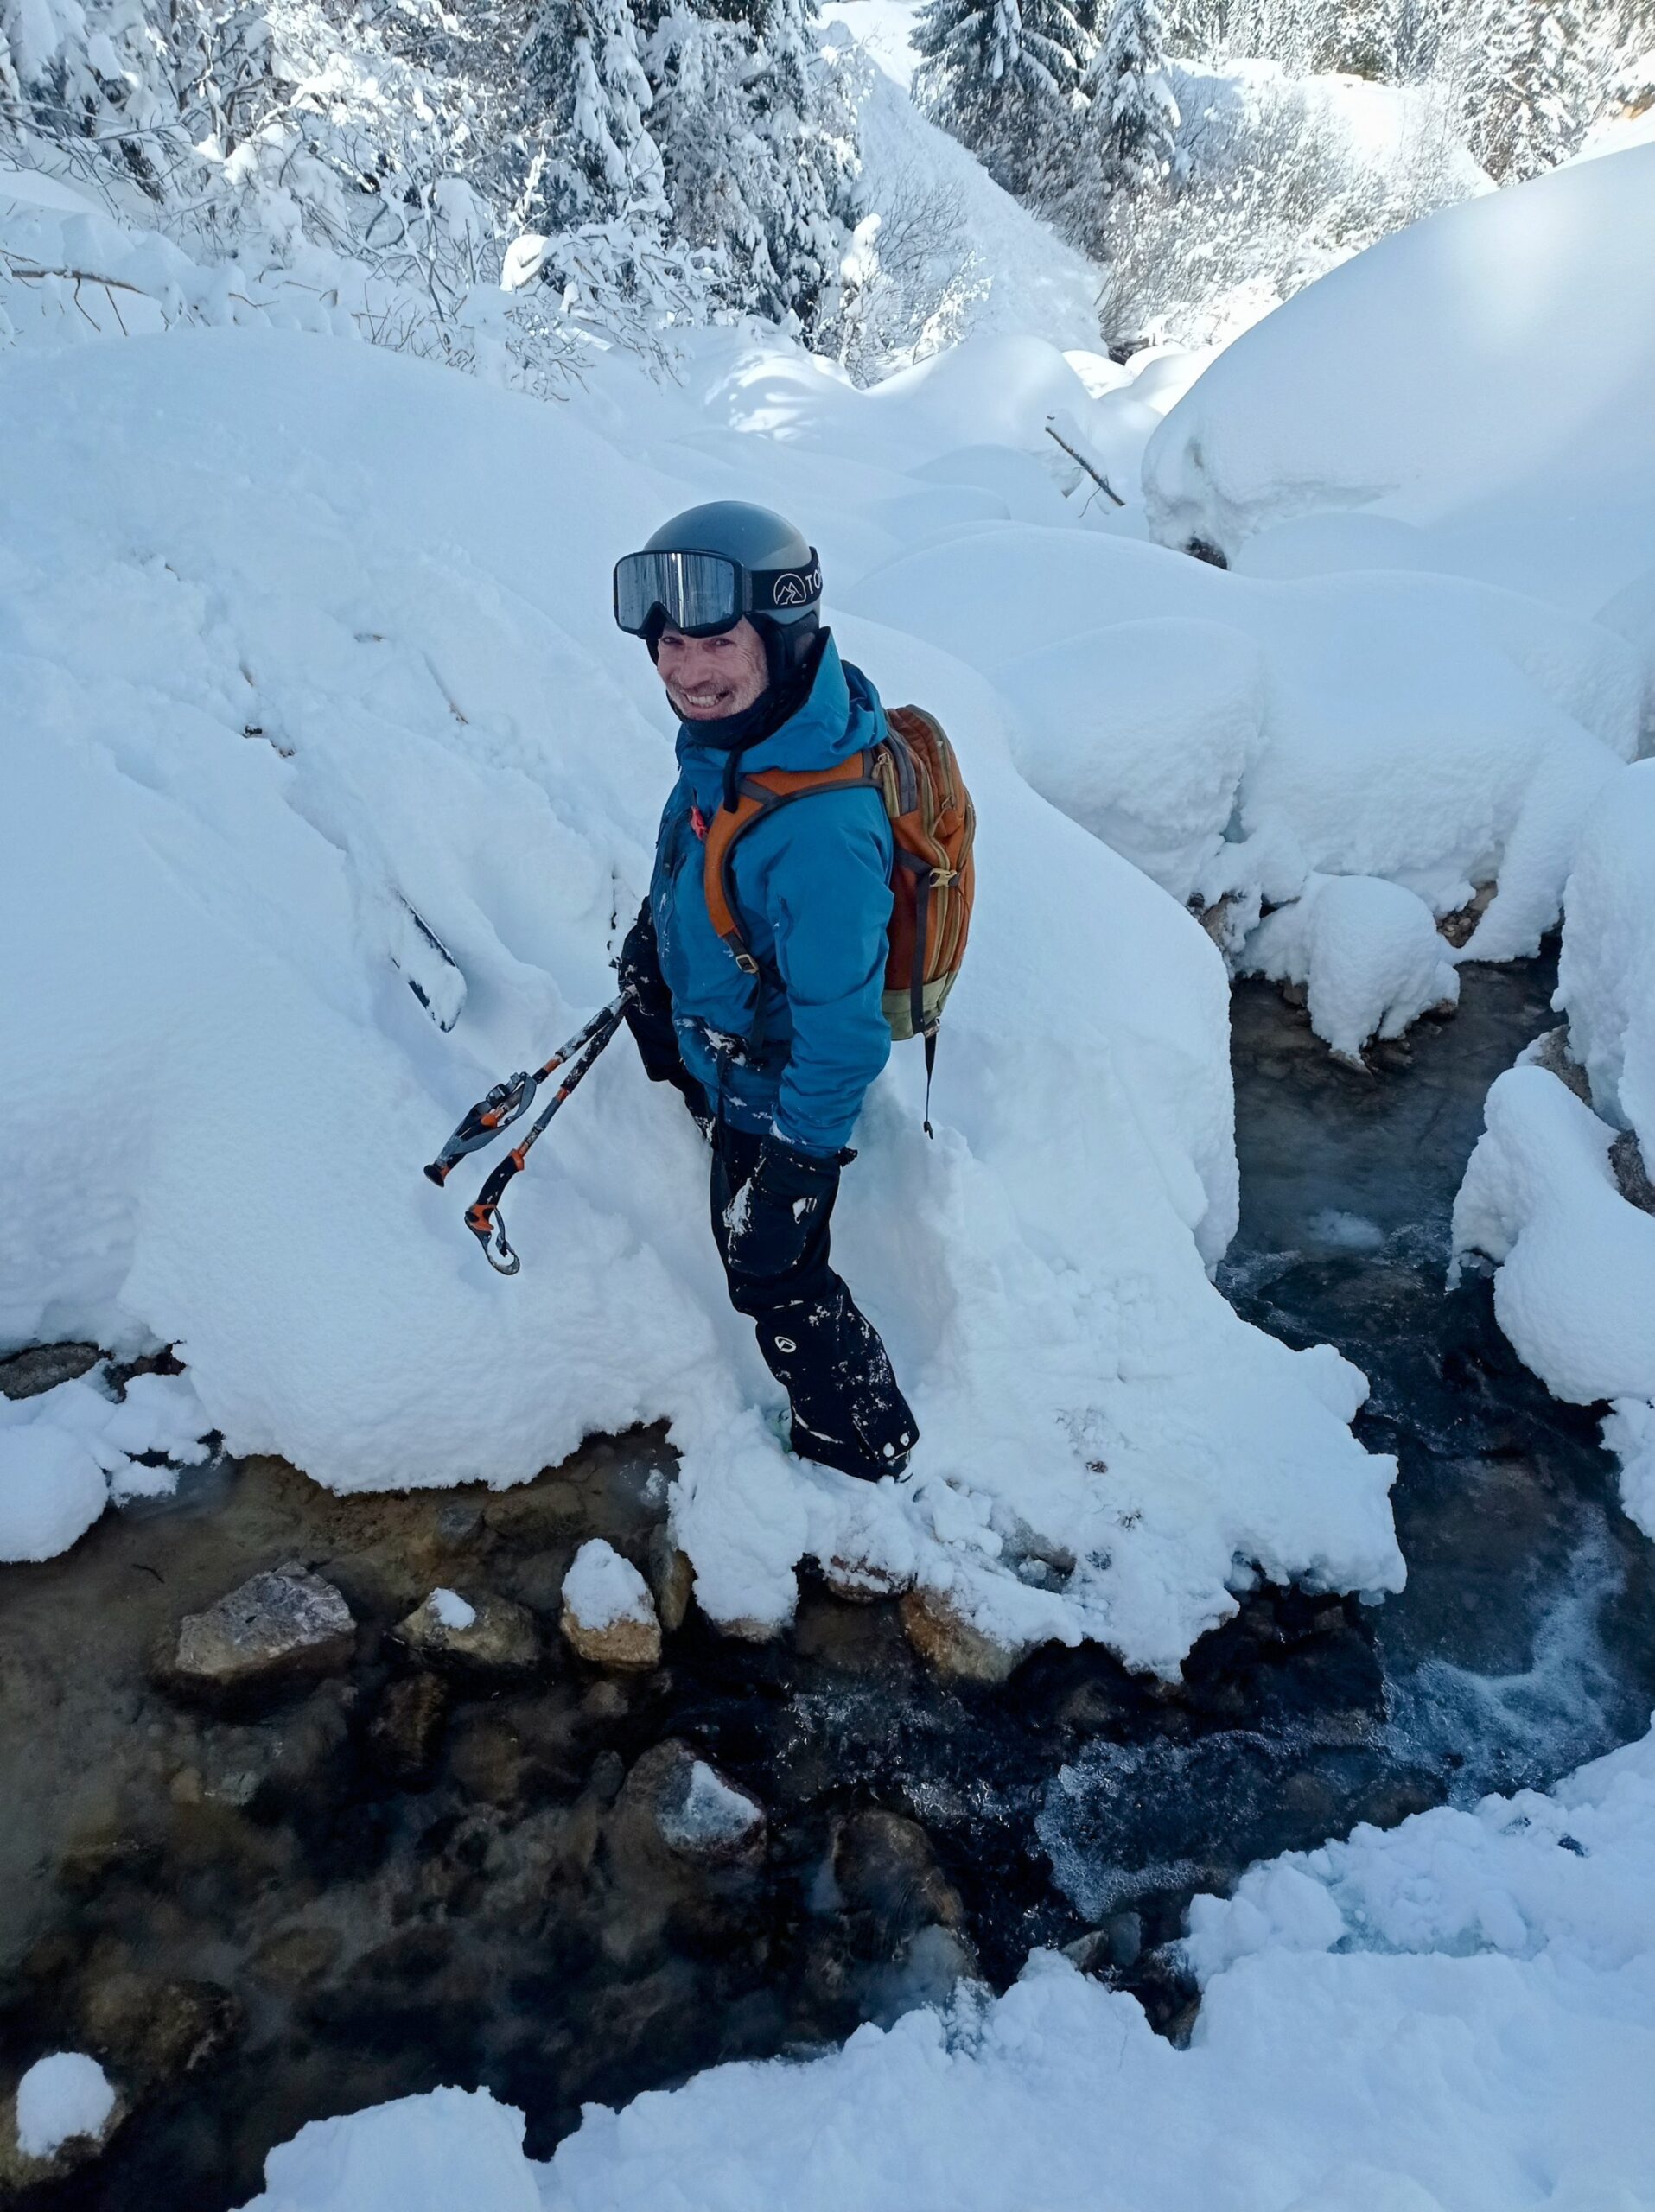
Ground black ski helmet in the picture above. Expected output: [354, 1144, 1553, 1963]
[626, 500, 823, 690]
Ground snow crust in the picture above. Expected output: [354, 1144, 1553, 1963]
[231, 1722, 1655, 2212]
[0, 325, 1409, 1673]
[1144, 145, 1655, 613]
[1241, 874, 1459, 1064]
[0, 1370, 209, 1562]
[1554, 759, 1655, 1155]
[561, 1541, 654, 1632]
[14, 2051, 116, 2160]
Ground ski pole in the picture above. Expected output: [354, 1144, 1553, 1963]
[461, 996, 631, 1276]
[423, 992, 632, 1187]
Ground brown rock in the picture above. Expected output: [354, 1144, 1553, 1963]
[157, 1567, 354, 1698]
[80, 1975, 242, 2093]
[560, 1592, 662, 1673]
[831, 1808, 964, 1940]
[899, 1587, 1026, 1686]
[1610, 1129, 1655, 1214]
[366, 1672, 449, 1785]
[823, 1551, 913, 1603]
[647, 1528, 695, 1634]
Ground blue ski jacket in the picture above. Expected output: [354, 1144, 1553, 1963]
[648, 637, 894, 1157]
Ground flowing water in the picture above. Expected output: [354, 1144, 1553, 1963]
[4, 955, 1652, 2208]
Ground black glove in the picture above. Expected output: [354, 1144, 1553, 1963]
[618, 899, 711, 1120]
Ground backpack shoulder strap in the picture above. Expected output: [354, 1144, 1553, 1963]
[702, 754, 874, 971]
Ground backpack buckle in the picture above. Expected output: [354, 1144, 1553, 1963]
[734, 950, 760, 975]
[930, 867, 956, 887]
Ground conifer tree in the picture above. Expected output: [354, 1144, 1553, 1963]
[1086, 0, 1179, 192]
[517, 0, 665, 232]
[913, 0, 1095, 200]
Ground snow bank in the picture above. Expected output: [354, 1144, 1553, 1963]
[1241, 874, 1459, 1065]
[1454, 760, 1655, 1540]
[843, 523, 1639, 966]
[0, 1370, 209, 1561]
[239, 2085, 538, 2212]
[0, 327, 1404, 1673]
[1145, 144, 1655, 611]
[231, 1722, 1655, 2212]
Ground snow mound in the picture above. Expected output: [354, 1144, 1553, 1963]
[1555, 758, 1655, 1156]
[1452, 1067, 1655, 1407]
[1241, 874, 1460, 1065]
[0, 324, 1411, 1675]
[238, 2084, 537, 2212]
[842, 524, 1639, 963]
[1144, 144, 1655, 610]
[232, 1722, 1655, 2212]
[14, 2052, 116, 2160]
[0, 1370, 209, 1561]
[561, 1541, 654, 1632]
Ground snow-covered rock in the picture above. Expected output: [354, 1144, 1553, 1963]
[0, 1366, 211, 1561]
[615, 1741, 767, 1869]
[392, 1588, 541, 1681]
[1145, 144, 1655, 613]
[1241, 874, 1460, 1065]
[560, 1540, 663, 1671]
[1, 2052, 123, 2189]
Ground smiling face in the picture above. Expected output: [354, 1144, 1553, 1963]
[655, 618, 769, 721]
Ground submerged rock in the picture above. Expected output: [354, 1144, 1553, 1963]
[79, 1974, 242, 2094]
[616, 1740, 766, 1869]
[157, 1567, 354, 1698]
[831, 1808, 964, 1944]
[900, 1587, 1027, 1686]
[366, 1671, 450, 1785]
[561, 1541, 662, 1672]
[646, 1527, 695, 1635]
[392, 1588, 541, 1683]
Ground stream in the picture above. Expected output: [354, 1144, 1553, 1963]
[3, 953, 1652, 2208]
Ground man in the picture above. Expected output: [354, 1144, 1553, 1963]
[614, 500, 919, 1483]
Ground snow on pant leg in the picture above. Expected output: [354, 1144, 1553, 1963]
[709, 1125, 918, 1478]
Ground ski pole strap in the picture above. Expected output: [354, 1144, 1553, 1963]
[423, 992, 630, 1185]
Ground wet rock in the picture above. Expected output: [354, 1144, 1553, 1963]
[366, 1672, 449, 1786]
[79, 1974, 242, 2094]
[1523, 1023, 1593, 1103]
[250, 1925, 343, 1992]
[1062, 1909, 1143, 1976]
[614, 1740, 766, 1869]
[831, 1808, 964, 1948]
[1610, 1129, 1655, 1215]
[0, 2058, 124, 2190]
[156, 1566, 354, 1700]
[1436, 882, 1495, 948]
[900, 1586, 1027, 1686]
[560, 1541, 662, 1672]
[391, 1587, 542, 1684]
[1124, 1943, 1202, 2045]
[0, 1341, 102, 1401]
[823, 1549, 913, 1603]
[435, 1502, 484, 1544]
[646, 1527, 695, 1634]
[447, 1713, 529, 1808]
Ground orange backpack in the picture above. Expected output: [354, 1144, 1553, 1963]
[702, 705, 976, 1129]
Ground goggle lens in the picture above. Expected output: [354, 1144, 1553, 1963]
[614, 550, 742, 637]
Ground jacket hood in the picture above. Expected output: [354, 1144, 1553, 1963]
[674, 635, 883, 795]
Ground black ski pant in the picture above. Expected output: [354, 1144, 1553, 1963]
[710, 1121, 917, 1480]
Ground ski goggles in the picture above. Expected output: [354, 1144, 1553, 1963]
[613, 547, 822, 639]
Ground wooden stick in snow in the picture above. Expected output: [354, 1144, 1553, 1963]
[1044, 421, 1126, 507]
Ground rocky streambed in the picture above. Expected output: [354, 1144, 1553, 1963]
[4, 953, 1654, 2209]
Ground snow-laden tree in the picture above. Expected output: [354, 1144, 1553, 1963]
[646, 0, 855, 332]
[1473, 0, 1608, 176]
[1085, 0, 1180, 190]
[517, 0, 665, 232]
[913, 0, 1096, 199]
